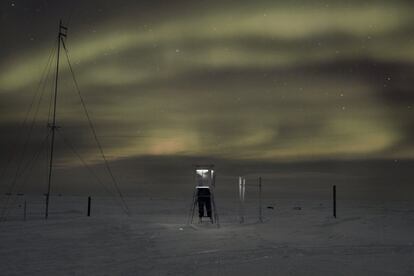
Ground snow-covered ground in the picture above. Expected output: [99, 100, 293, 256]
[1, 195, 414, 275]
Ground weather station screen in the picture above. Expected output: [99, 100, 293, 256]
[195, 169, 214, 188]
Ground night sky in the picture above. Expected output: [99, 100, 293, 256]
[0, 1, 413, 197]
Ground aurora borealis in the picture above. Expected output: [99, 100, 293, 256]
[0, 1, 413, 196]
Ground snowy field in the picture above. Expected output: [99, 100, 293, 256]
[1, 195, 414, 275]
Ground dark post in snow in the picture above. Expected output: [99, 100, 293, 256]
[258, 177, 263, 223]
[333, 185, 336, 218]
[23, 200, 27, 221]
[87, 196, 91, 217]
[239, 177, 245, 223]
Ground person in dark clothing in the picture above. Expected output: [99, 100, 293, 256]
[197, 187, 212, 222]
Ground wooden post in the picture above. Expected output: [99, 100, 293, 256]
[239, 177, 245, 223]
[258, 177, 263, 223]
[87, 196, 91, 217]
[23, 200, 27, 221]
[333, 185, 336, 218]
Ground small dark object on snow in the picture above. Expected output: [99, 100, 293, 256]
[267, 206, 274, 209]
[293, 206, 302, 210]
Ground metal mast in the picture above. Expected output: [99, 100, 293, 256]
[45, 20, 67, 219]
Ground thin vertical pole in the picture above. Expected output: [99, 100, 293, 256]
[211, 191, 220, 228]
[188, 189, 195, 225]
[258, 176, 263, 223]
[239, 177, 242, 223]
[333, 185, 336, 218]
[45, 20, 63, 220]
[23, 200, 27, 221]
[87, 196, 91, 217]
[239, 177, 245, 223]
